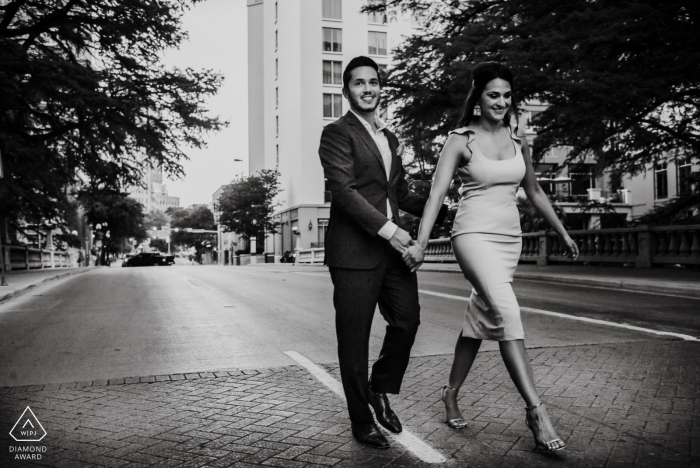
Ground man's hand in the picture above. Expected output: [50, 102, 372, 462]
[402, 244, 424, 272]
[388, 228, 413, 253]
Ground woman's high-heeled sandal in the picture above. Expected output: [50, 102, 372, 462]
[525, 401, 566, 452]
[440, 385, 469, 430]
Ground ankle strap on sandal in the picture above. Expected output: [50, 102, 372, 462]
[525, 401, 543, 411]
[443, 385, 459, 392]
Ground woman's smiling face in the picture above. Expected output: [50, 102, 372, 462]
[479, 78, 512, 123]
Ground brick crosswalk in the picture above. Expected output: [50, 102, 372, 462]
[1, 339, 698, 467]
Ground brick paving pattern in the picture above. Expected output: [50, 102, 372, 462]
[1, 339, 698, 467]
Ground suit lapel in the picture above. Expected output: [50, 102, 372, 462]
[345, 111, 386, 174]
[385, 130, 399, 180]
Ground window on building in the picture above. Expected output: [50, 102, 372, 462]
[569, 164, 596, 196]
[378, 64, 387, 81]
[276, 115, 279, 137]
[678, 157, 693, 196]
[367, 0, 386, 24]
[525, 110, 542, 133]
[275, 30, 278, 49]
[276, 87, 278, 107]
[534, 163, 557, 195]
[322, 0, 342, 20]
[323, 94, 343, 118]
[368, 31, 387, 55]
[317, 219, 330, 244]
[655, 162, 668, 199]
[275, 58, 278, 79]
[275, 1, 278, 21]
[322, 28, 342, 52]
[323, 60, 342, 85]
[276, 145, 279, 165]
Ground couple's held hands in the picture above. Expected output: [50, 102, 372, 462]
[402, 244, 424, 272]
[388, 228, 413, 253]
[389, 228, 424, 272]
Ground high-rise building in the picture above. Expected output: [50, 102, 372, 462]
[247, 0, 416, 256]
[128, 168, 180, 213]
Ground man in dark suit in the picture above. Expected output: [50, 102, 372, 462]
[318, 56, 446, 449]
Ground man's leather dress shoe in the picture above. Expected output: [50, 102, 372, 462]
[368, 386, 403, 433]
[351, 423, 389, 449]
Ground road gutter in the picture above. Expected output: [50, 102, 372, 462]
[0, 268, 94, 306]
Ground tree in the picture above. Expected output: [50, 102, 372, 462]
[169, 205, 216, 262]
[217, 169, 282, 247]
[78, 189, 147, 264]
[144, 210, 170, 231]
[149, 238, 169, 253]
[365, 0, 699, 183]
[0, 0, 225, 227]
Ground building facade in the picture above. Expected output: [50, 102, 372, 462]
[247, 0, 415, 256]
[519, 102, 698, 230]
[211, 185, 243, 265]
[128, 167, 180, 213]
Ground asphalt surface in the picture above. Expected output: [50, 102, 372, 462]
[0, 264, 697, 388]
[1, 264, 698, 468]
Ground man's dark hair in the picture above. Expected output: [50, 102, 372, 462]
[342, 56, 380, 91]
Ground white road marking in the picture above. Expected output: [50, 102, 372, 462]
[293, 272, 330, 277]
[284, 351, 447, 464]
[418, 289, 699, 342]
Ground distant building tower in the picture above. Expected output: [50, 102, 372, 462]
[247, 0, 416, 256]
[128, 167, 180, 213]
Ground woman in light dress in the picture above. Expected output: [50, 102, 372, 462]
[414, 62, 579, 452]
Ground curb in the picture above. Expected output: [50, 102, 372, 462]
[419, 266, 700, 299]
[0, 268, 94, 305]
[513, 273, 700, 298]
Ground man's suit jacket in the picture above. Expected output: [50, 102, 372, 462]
[319, 111, 434, 269]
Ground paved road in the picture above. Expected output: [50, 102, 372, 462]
[0, 264, 697, 388]
[1, 264, 698, 468]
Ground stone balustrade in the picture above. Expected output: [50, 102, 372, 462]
[423, 224, 700, 268]
[1, 244, 72, 270]
[296, 247, 325, 264]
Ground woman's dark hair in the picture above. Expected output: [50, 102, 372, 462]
[457, 62, 518, 130]
[343, 56, 380, 91]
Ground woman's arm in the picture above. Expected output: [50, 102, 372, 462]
[519, 131, 579, 258]
[415, 134, 467, 250]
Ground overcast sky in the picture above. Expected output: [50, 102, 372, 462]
[162, 0, 248, 208]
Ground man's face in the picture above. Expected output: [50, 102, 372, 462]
[344, 66, 381, 113]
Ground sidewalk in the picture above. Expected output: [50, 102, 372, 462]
[420, 262, 700, 299]
[0, 267, 94, 305]
[1, 339, 697, 467]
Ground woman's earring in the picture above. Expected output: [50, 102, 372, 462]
[474, 105, 481, 116]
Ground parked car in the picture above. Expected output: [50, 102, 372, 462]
[122, 253, 175, 267]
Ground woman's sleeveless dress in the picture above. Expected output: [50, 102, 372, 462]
[449, 126, 526, 341]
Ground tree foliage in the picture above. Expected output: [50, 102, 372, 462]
[144, 209, 170, 231]
[78, 189, 147, 262]
[149, 238, 169, 253]
[0, 0, 225, 225]
[366, 0, 699, 179]
[168, 205, 216, 260]
[217, 169, 282, 240]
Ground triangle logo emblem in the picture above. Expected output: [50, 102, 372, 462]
[10, 407, 47, 442]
